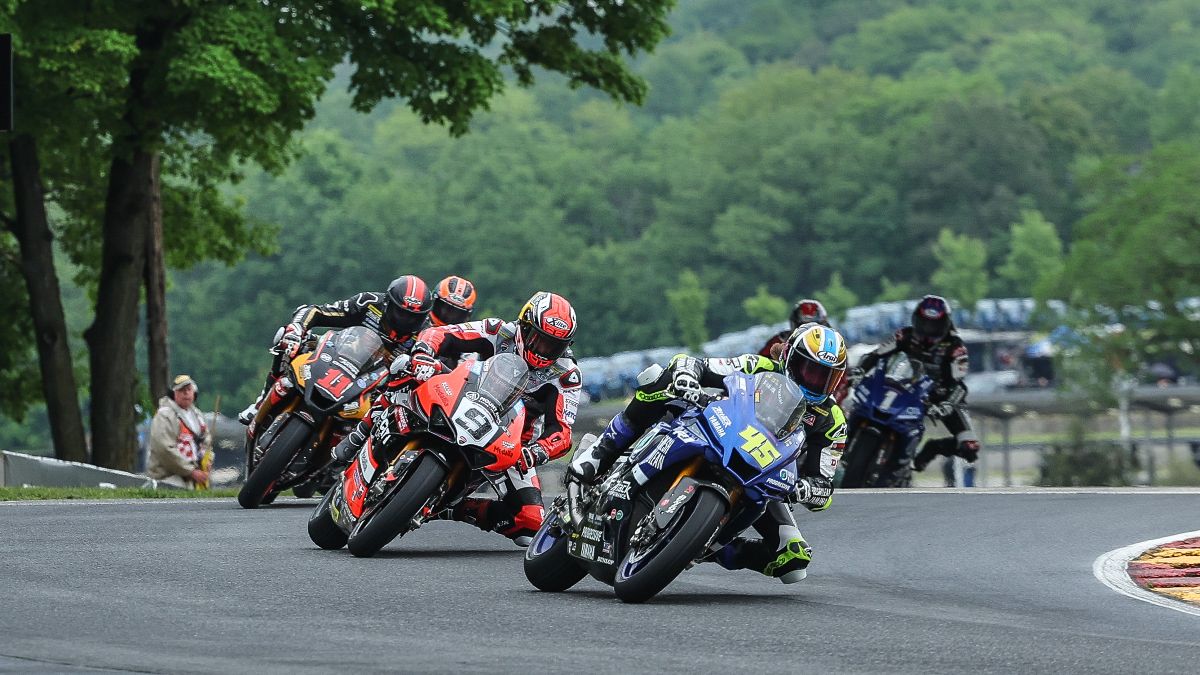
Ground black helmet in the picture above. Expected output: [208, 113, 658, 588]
[912, 295, 951, 347]
[382, 275, 434, 340]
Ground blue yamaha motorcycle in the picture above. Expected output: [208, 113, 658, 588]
[837, 352, 934, 488]
[524, 371, 807, 603]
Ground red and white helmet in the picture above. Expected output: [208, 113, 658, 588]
[516, 291, 577, 369]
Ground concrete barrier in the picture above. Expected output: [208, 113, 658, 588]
[0, 450, 176, 489]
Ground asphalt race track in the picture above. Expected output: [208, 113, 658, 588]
[2, 491, 1198, 674]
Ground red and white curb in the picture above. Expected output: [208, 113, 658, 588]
[1093, 529, 1200, 618]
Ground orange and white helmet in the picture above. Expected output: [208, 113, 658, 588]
[516, 291, 577, 369]
[783, 324, 848, 403]
[431, 275, 477, 326]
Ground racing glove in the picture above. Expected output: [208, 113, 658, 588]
[790, 476, 833, 511]
[670, 370, 703, 404]
[519, 444, 550, 472]
[276, 322, 306, 358]
[409, 342, 439, 382]
[927, 401, 955, 420]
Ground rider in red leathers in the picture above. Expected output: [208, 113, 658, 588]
[336, 291, 582, 546]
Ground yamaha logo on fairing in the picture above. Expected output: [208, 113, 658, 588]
[320, 353, 333, 362]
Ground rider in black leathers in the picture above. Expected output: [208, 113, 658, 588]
[854, 295, 980, 472]
[237, 275, 436, 426]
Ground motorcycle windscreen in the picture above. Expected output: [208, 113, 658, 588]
[477, 353, 531, 412]
[324, 326, 388, 375]
[752, 372, 806, 440]
[884, 351, 920, 383]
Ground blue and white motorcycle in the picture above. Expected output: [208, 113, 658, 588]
[837, 352, 934, 488]
[524, 371, 807, 603]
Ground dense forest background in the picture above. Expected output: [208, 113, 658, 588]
[4, 0, 1199, 444]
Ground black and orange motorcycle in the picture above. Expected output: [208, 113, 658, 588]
[238, 326, 389, 509]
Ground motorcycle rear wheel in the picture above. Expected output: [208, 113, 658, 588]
[346, 452, 446, 558]
[307, 487, 348, 550]
[613, 488, 726, 604]
[524, 513, 587, 592]
[238, 419, 311, 509]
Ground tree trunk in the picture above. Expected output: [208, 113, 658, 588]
[85, 150, 157, 471]
[7, 134, 89, 463]
[144, 161, 169, 400]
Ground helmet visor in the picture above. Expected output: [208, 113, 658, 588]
[913, 313, 949, 344]
[432, 298, 472, 326]
[382, 304, 426, 337]
[786, 353, 845, 400]
[521, 322, 571, 364]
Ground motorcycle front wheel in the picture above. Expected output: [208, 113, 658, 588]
[613, 487, 726, 604]
[346, 452, 446, 558]
[237, 419, 311, 509]
[838, 425, 884, 489]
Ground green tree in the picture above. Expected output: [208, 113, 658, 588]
[930, 228, 989, 309]
[1061, 142, 1200, 363]
[742, 285, 789, 325]
[1151, 65, 1200, 143]
[817, 272, 859, 322]
[875, 277, 914, 304]
[666, 270, 709, 352]
[6, 0, 676, 470]
[998, 209, 1064, 298]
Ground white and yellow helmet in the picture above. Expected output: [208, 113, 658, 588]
[782, 323, 848, 403]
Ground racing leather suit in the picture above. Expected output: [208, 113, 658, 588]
[245, 292, 425, 428]
[605, 353, 847, 575]
[412, 318, 582, 543]
[856, 326, 978, 468]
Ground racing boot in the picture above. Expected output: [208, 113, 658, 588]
[330, 420, 370, 467]
[912, 437, 954, 472]
[567, 413, 639, 483]
[711, 536, 813, 584]
[436, 498, 542, 547]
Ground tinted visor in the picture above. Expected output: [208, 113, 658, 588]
[432, 297, 472, 326]
[521, 322, 571, 363]
[382, 304, 426, 337]
[787, 353, 844, 399]
[913, 313, 949, 344]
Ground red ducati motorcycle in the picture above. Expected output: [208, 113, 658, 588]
[307, 352, 530, 557]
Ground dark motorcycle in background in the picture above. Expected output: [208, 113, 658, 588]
[238, 326, 389, 509]
[836, 351, 934, 488]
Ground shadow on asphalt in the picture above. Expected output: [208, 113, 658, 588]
[367, 548, 520, 560]
[516, 588, 798, 607]
[252, 501, 319, 509]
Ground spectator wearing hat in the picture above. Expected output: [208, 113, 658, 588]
[147, 375, 212, 489]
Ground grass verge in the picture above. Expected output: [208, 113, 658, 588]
[0, 486, 242, 501]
